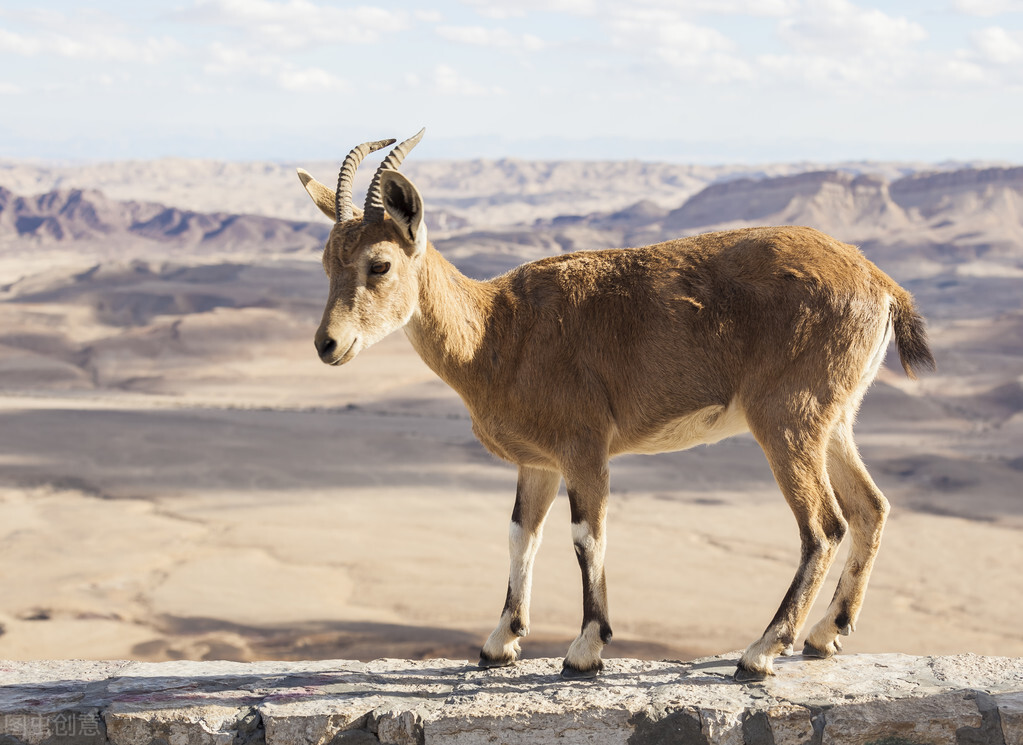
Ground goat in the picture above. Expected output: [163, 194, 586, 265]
[296, 130, 935, 682]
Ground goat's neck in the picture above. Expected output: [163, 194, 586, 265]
[404, 245, 497, 389]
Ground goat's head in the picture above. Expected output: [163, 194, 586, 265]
[297, 129, 429, 365]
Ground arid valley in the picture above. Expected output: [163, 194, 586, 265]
[0, 155, 1021, 667]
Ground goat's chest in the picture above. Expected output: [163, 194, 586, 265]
[468, 414, 558, 468]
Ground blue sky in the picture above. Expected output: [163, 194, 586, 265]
[1, 0, 1022, 162]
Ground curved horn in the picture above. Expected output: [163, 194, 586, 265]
[363, 128, 426, 223]
[334, 138, 395, 223]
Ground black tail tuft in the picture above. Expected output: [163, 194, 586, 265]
[892, 297, 936, 379]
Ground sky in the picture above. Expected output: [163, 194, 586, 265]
[1, 0, 1023, 163]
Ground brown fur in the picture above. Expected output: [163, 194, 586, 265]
[298, 165, 933, 681]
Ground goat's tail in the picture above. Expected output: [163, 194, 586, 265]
[890, 289, 936, 379]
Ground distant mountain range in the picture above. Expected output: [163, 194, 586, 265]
[0, 157, 1000, 228]
[432, 166, 1023, 285]
[0, 185, 329, 253]
[3, 165, 1022, 319]
[526, 166, 1023, 241]
[5, 164, 1021, 250]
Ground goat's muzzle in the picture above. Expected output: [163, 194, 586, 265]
[315, 332, 357, 366]
[316, 334, 336, 360]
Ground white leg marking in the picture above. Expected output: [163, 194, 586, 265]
[482, 518, 549, 664]
[565, 621, 606, 671]
[481, 622, 521, 664]
[571, 521, 606, 575]
[740, 633, 781, 677]
[565, 519, 610, 673]
[509, 521, 541, 636]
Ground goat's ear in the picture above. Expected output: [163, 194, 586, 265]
[379, 170, 427, 257]
[297, 168, 366, 221]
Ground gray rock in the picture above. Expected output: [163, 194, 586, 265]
[995, 690, 1023, 744]
[105, 704, 244, 745]
[0, 654, 1020, 745]
[820, 691, 981, 745]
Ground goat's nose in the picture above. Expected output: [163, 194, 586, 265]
[316, 336, 337, 360]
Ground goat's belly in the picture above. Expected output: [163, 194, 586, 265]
[470, 417, 558, 468]
[621, 400, 749, 455]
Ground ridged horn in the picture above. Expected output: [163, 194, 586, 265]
[363, 128, 426, 223]
[334, 138, 395, 223]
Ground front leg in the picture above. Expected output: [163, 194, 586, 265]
[480, 466, 560, 668]
[561, 462, 612, 678]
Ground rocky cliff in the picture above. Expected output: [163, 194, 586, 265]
[1, 653, 1021, 744]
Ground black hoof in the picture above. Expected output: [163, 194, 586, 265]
[802, 641, 834, 659]
[478, 651, 517, 669]
[561, 660, 603, 679]
[733, 662, 769, 683]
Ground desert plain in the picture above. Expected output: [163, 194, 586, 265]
[0, 155, 1020, 666]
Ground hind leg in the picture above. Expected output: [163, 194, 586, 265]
[736, 418, 848, 681]
[804, 417, 890, 658]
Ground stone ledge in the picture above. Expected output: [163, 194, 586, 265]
[1, 653, 1021, 744]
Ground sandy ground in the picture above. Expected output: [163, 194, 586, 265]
[1, 325, 1021, 665]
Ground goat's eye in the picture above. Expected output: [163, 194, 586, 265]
[370, 261, 391, 275]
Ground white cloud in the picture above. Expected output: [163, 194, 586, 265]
[757, 52, 876, 87]
[277, 66, 346, 92]
[0, 27, 40, 55]
[460, 0, 597, 19]
[941, 54, 991, 84]
[204, 42, 350, 92]
[431, 64, 504, 96]
[971, 26, 1023, 64]
[609, 11, 734, 53]
[461, 0, 794, 18]
[605, 10, 754, 83]
[0, 81, 21, 94]
[617, 0, 798, 15]
[938, 26, 1023, 87]
[736, 0, 940, 91]
[182, 0, 408, 49]
[436, 25, 545, 51]
[414, 10, 444, 23]
[778, 0, 927, 56]
[700, 0, 799, 14]
[951, 0, 1023, 16]
[0, 18, 180, 62]
[460, 0, 1008, 96]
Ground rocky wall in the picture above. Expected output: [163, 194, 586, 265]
[2, 653, 1021, 744]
